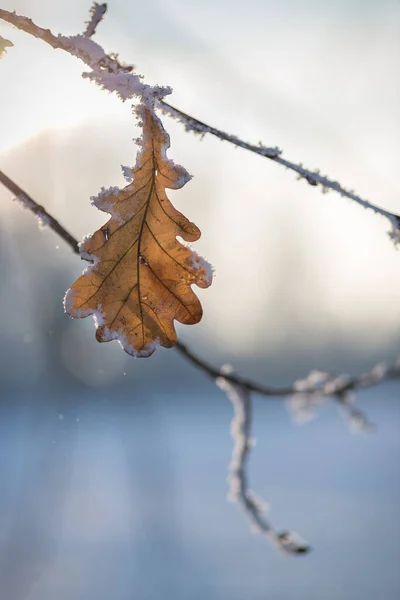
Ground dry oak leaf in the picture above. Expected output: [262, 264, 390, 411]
[64, 107, 213, 357]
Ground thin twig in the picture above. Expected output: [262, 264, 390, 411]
[175, 340, 294, 395]
[0, 166, 399, 405]
[217, 372, 310, 554]
[0, 9, 150, 100]
[83, 2, 107, 38]
[0, 169, 79, 254]
[176, 338, 400, 400]
[159, 102, 282, 160]
[1, 7, 399, 242]
[159, 101, 400, 241]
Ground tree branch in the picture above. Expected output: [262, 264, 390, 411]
[1, 6, 399, 243]
[83, 2, 107, 38]
[0, 165, 398, 407]
[217, 372, 310, 554]
[0, 170, 79, 254]
[0, 8, 165, 101]
[1, 167, 398, 408]
[159, 101, 400, 243]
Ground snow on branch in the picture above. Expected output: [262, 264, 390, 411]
[288, 371, 372, 431]
[159, 101, 282, 160]
[176, 340, 400, 405]
[0, 5, 398, 243]
[160, 101, 400, 246]
[1, 165, 396, 415]
[0, 170, 79, 253]
[0, 8, 169, 102]
[217, 368, 310, 555]
[287, 360, 398, 431]
[0, 164, 396, 420]
[83, 2, 107, 38]
[0, 169, 399, 553]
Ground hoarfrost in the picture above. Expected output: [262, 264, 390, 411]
[90, 185, 125, 224]
[293, 370, 331, 392]
[121, 165, 133, 182]
[387, 218, 400, 246]
[287, 393, 326, 424]
[276, 531, 310, 555]
[13, 193, 49, 228]
[83, 2, 107, 38]
[217, 370, 309, 554]
[177, 237, 215, 286]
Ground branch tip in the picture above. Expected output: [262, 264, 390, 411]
[84, 3, 107, 38]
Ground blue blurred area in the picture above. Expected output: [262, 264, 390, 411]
[0, 381, 399, 599]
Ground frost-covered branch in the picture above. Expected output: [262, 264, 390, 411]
[0, 169, 399, 553]
[83, 2, 107, 38]
[217, 370, 309, 554]
[0, 169, 398, 411]
[1, 5, 398, 243]
[160, 102, 282, 160]
[0, 8, 169, 102]
[176, 340, 400, 405]
[160, 102, 400, 245]
[287, 370, 376, 431]
[0, 168, 397, 411]
[0, 169, 79, 253]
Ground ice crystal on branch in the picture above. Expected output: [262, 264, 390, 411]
[388, 217, 400, 246]
[83, 2, 107, 38]
[288, 369, 375, 433]
[217, 367, 310, 555]
[276, 531, 310, 555]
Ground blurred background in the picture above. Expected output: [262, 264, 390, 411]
[0, 0, 399, 598]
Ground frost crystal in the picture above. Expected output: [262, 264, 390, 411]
[388, 218, 400, 246]
[323, 374, 351, 395]
[276, 531, 310, 555]
[121, 165, 133, 182]
[90, 186, 126, 224]
[13, 193, 49, 228]
[177, 237, 215, 286]
[289, 370, 331, 423]
[293, 370, 331, 392]
[82, 69, 146, 100]
[287, 393, 326, 424]
[338, 392, 374, 433]
[83, 2, 107, 38]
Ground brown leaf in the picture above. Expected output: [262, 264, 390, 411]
[64, 106, 212, 357]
